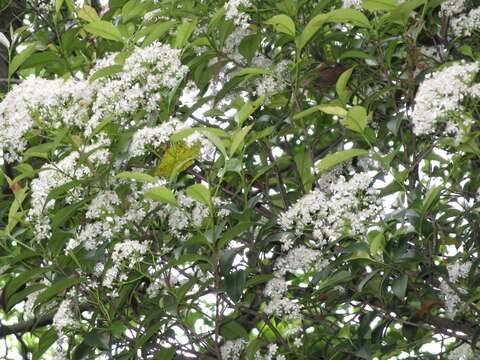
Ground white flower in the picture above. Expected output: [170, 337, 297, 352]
[0, 76, 93, 162]
[342, 0, 362, 8]
[447, 261, 472, 283]
[221, 339, 247, 360]
[264, 277, 289, 297]
[411, 61, 480, 141]
[224, 0, 252, 28]
[441, 0, 466, 16]
[53, 300, 77, 335]
[448, 343, 475, 360]
[264, 297, 302, 320]
[450, 7, 480, 37]
[279, 171, 379, 246]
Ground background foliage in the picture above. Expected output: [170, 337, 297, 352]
[0, 0, 479, 359]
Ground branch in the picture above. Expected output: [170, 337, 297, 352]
[0, 310, 55, 338]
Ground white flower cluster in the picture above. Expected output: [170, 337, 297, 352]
[128, 119, 189, 159]
[450, 7, 480, 37]
[448, 343, 475, 360]
[224, 0, 252, 29]
[263, 245, 328, 328]
[88, 42, 190, 135]
[441, 0, 465, 16]
[342, 0, 362, 8]
[0, 76, 93, 162]
[53, 299, 77, 336]
[440, 260, 472, 318]
[28, 136, 111, 241]
[28, 153, 90, 240]
[75, 190, 149, 251]
[412, 61, 480, 142]
[103, 239, 150, 290]
[220, 339, 247, 360]
[278, 171, 380, 246]
[254, 343, 282, 360]
[447, 261, 472, 283]
[146, 277, 166, 298]
[159, 192, 211, 241]
[255, 60, 290, 98]
[86, 191, 121, 219]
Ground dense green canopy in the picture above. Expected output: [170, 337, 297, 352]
[0, 0, 479, 359]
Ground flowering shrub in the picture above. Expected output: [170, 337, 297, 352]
[0, 0, 479, 359]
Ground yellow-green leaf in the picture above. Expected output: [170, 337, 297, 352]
[84, 20, 123, 42]
[293, 104, 347, 120]
[175, 18, 197, 48]
[115, 172, 158, 183]
[155, 142, 200, 177]
[341, 106, 367, 133]
[265, 14, 296, 36]
[316, 148, 368, 170]
[185, 184, 211, 205]
[144, 186, 177, 206]
[77, 5, 100, 22]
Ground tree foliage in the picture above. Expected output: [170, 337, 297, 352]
[0, 0, 479, 359]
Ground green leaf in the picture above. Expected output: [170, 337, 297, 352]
[336, 67, 355, 104]
[134, 322, 163, 350]
[370, 232, 385, 256]
[316, 149, 368, 170]
[175, 18, 197, 48]
[239, 34, 262, 61]
[185, 184, 211, 205]
[84, 20, 123, 42]
[89, 64, 123, 82]
[154, 347, 176, 360]
[84, 330, 110, 350]
[201, 131, 228, 159]
[77, 5, 100, 22]
[5, 268, 50, 301]
[235, 68, 271, 77]
[225, 270, 246, 302]
[230, 125, 253, 156]
[51, 199, 88, 229]
[422, 186, 442, 214]
[122, 0, 148, 23]
[245, 274, 274, 288]
[293, 104, 347, 120]
[9, 43, 43, 76]
[33, 329, 58, 360]
[219, 222, 252, 248]
[115, 172, 158, 183]
[6, 283, 45, 311]
[35, 277, 85, 305]
[142, 21, 177, 47]
[246, 339, 263, 360]
[45, 180, 81, 207]
[72, 342, 91, 360]
[327, 8, 371, 28]
[55, 0, 65, 13]
[171, 127, 228, 142]
[265, 14, 296, 36]
[294, 151, 313, 191]
[235, 98, 266, 126]
[219, 248, 240, 274]
[20, 52, 63, 70]
[363, 0, 397, 11]
[341, 106, 367, 133]
[144, 186, 177, 206]
[297, 9, 370, 53]
[220, 320, 248, 339]
[392, 274, 408, 300]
